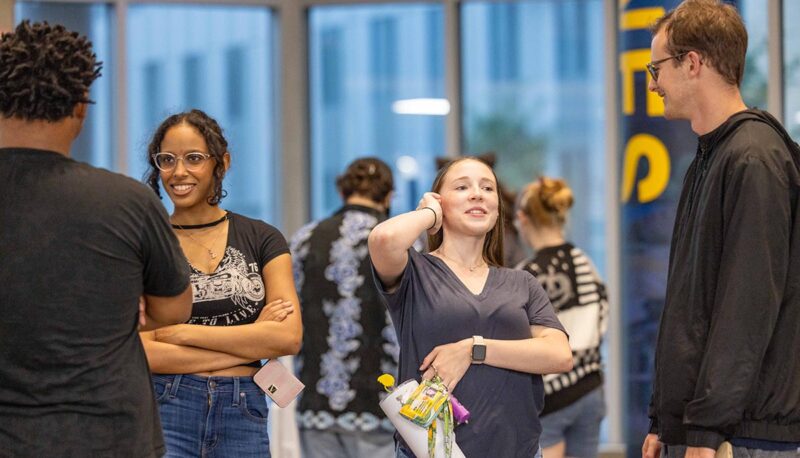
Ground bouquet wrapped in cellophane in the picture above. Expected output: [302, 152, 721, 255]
[378, 374, 470, 458]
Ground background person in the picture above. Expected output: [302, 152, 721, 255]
[516, 177, 608, 458]
[291, 157, 399, 458]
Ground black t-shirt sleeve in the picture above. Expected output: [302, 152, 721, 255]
[257, 221, 291, 267]
[140, 192, 190, 297]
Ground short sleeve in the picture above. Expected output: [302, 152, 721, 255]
[140, 192, 191, 297]
[526, 275, 567, 336]
[258, 222, 291, 267]
[371, 248, 418, 313]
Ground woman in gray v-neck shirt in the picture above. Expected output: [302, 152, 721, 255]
[369, 157, 572, 457]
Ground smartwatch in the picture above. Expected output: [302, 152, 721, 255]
[471, 335, 486, 364]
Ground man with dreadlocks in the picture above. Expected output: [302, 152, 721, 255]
[0, 21, 192, 456]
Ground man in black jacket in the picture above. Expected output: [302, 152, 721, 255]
[642, 1, 800, 458]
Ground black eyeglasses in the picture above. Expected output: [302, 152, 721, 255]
[646, 52, 688, 81]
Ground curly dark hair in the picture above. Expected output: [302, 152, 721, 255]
[336, 157, 394, 203]
[145, 109, 229, 206]
[0, 20, 102, 121]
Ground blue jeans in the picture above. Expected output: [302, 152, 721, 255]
[153, 374, 271, 458]
[301, 429, 395, 458]
[539, 386, 605, 458]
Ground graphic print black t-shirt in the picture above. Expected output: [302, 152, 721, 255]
[0, 148, 190, 457]
[186, 212, 289, 334]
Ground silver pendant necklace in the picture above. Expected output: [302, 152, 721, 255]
[173, 220, 226, 259]
[181, 231, 219, 259]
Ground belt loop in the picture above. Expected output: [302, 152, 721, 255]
[169, 375, 182, 398]
[233, 377, 241, 406]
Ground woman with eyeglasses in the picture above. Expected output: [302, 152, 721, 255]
[139, 109, 302, 457]
[514, 177, 608, 458]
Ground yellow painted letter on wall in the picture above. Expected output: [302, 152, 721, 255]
[620, 50, 664, 117]
[620, 7, 664, 31]
[621, 133, 671, 203]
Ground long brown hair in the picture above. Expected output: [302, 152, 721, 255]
[427, 157, 504, 267]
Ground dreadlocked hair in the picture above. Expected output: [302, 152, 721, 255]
[145, 109, 229, 206]
[0, 20, 102, 121]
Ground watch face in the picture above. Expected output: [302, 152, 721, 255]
[472, 344, 486, 362]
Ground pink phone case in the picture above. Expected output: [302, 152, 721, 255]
[253, 359, 305, 408]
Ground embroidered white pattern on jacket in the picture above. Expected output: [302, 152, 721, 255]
[289, 221, 319, 293]
[316, 211, 376, 411]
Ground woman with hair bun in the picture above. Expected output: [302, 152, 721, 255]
[290, 157, 399, 458]
[515, 177, 609, 458]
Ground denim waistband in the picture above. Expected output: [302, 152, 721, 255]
[153, 374, 263, 401]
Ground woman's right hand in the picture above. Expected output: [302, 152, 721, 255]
[419, 338, 472, 392]
[417, 192, 443, 235]
[256, 299, 294, 322]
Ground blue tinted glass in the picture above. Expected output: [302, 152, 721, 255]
[309, 4, 446, 220]
[462, 0, 606, 272]
[14, 2, 115, 170]
[740, 0, 767, 109]
[127, 5, 277, 224]
[784, 2, 800, 138]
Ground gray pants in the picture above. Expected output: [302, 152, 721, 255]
[662, 444, 800, 458]
[300, 429, 395, 458]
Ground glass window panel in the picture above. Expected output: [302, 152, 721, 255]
[740, 0, 768, 109]
[127, 5, 277, 224]
[309, 4, 446, 220]
[462, 0, 609, 442]
[14, 2, 115, 170]
[784, 2, 800, 139]
[461, 0, 606, 272]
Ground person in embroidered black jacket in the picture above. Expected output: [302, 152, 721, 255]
[290, 157, 399, 458]
[516, 177, 608, 458]
[643, 2, 800, 458]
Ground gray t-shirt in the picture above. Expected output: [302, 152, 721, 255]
[375, 248, 566, 457]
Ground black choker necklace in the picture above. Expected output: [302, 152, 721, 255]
[171, 213, 229, 230]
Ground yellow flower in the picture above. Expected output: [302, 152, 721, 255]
[377, 373, 396, 391]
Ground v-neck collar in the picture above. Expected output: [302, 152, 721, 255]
[427, 253, 495, 299]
